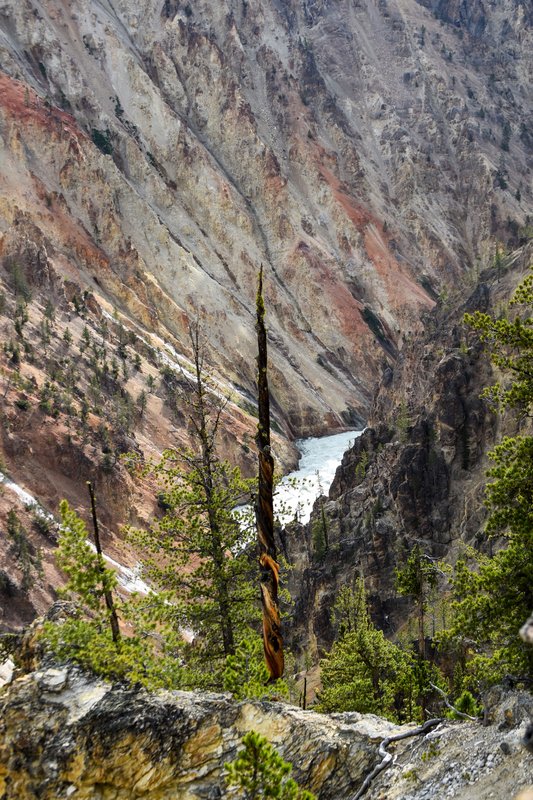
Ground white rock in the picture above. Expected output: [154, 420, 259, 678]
[0, 657, 15, 688]
[35, 668, 68, 692]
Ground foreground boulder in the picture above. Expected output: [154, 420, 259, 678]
[0, 664, 532, 799]
[0, 665, 397, 799]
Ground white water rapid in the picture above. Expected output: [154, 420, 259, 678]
[274, 429, 363, 526]
[0, 428, 362, 596]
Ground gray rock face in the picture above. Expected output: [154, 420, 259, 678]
[0, 0, 531, 439]
[285, 247, 532, 655]
[0, 666, 398, 799]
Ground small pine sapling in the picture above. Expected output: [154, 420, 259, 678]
[225, 730, 316, 799]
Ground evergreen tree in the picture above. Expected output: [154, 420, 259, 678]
[43, 500, 185, 689]
[223, 634, 288, 700]
[395, 544, 439, 660]
[225, 731, 316, 800]
[444, 271, 533, 685]
[318, 579, 422, 721]
[54, 498, 119, 615]
[127, 324, 259, 683]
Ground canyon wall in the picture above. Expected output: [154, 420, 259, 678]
[285, 243, 532, 656]
[0, 0, 531, 435]
[0, 0, 531, 629]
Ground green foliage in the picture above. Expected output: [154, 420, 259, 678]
[127, 449, 258, 683]
[318, 579, 425, 721]
[42, 501, 189, 688]
[7, 508, 42, 590]
[330, 581, 368, 638]
[225, 731, 316, 800]
[136, 389, 147, 418]
[223, 634, 288, 700]
[54, 499, 117, 610]
[420, 741, 440, 762]
[91, 128, 113, 155]
[42, 616, 185, 689]
[443, 540, 533, 686]
[9, 262, 31, 301]
[464, 273, 533, 414]
[126, 324, 263, 684]
[396, 401, 411, 442]
[14, 395, 30, 411]
[395, 544, 439, 658]
[4, 340, 21, 365]
[444, 272, 533, 687]
[447, 689, 482, 720]
[14, 299, 29, 338]
[311, 514, 327, 560]
[354, 450, 368, 481]
[311, 478, 329, 560]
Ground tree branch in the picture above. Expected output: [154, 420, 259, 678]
[351, 718, 443, 800]
[429, 682, 481, 721]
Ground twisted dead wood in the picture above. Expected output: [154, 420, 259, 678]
[351, 718, 443, 799]
[255, 266, 284, 680]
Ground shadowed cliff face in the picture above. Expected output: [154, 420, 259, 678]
[284, 244, 533, 656]
[0, 0, 531, 439]
[417, 0, 533, 38]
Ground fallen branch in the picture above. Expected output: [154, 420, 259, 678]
[429, 682, 480, 721]
[351, 718, 443, 800]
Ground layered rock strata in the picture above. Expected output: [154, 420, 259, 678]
[0, 0, 531, 436]
[0, 662, 532, 799]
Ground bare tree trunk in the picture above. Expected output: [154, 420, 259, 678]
[418, 599, 425, 661]
[255, 267, 284, 680]
[86, 481, 121, 644]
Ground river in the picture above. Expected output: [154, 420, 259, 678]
[0, 428, 362, 592]
[274, 429, 363, 525]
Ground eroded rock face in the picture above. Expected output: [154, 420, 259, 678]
[0, 663, 532, 799]
[0, 665, 395, 799]
[0, 0, 531, 438]
[285, 246, 532, 655]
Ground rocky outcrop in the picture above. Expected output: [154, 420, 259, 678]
[0, 663, 396, 799]
[285, 245, 532, 655]
[0, 662, 532, 799]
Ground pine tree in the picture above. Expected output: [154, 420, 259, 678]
[225, 731, 316, 800]
[43, 499, 185, 689]
[444, 271, 533, 686]
[318, 579, 423, 721]
[395, 544, 439, 660]
[223, 634, 288, 700]
[127, 323, 259, 683]
[54, 498, 119, 616]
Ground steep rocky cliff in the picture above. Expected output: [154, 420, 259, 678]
[0, 0, 531, 635]
[0, 0, 531, 438]
[285, 243, 532, 656]
[0, 658, 532, 799]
